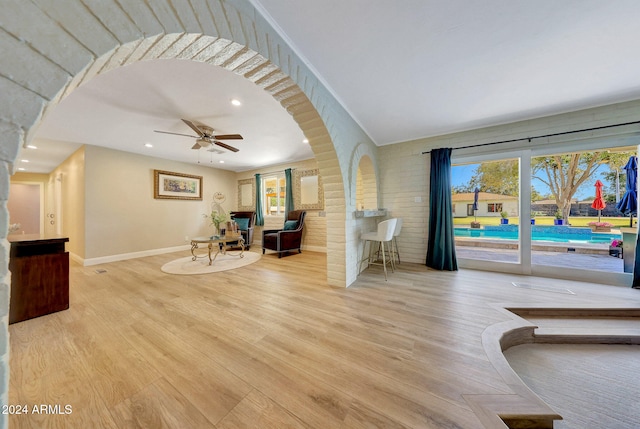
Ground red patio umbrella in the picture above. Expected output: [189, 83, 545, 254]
[591, 180, 606, 221]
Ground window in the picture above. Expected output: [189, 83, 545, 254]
[262, 174, 287, 216]
[488, 203, 503, 213]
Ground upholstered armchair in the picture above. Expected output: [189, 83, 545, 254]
[230, 211, 256, 249]
[262, 210, 307, 258]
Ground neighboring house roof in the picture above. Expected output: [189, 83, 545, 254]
[452, 192, 518, 202]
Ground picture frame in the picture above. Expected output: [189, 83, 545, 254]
[154, 170, 203, 200]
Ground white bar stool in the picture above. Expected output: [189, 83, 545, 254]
[358, 218, 398, 281]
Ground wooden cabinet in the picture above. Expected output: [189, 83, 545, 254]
[8, 236, 69, 324]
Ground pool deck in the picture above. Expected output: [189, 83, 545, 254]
[455, 237, 612, 254]
[456, 242, 624, 272]
[454, 224, 627, 272]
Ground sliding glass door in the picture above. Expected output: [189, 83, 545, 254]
[452, 143, 636, 285]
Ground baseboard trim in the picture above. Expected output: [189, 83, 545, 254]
[81, 245, 191, 266]
[77, 243, 325, 267]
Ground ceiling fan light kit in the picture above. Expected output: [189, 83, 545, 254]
[195, 138, 211, 148]
[155, 118, 243, 152]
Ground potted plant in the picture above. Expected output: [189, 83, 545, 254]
[470, 221, 481, 229]
[609, 238, 623, 258]
[500, 211, 509, 225]
[205, 210, 227, 236]
[553, 209, 564, 225]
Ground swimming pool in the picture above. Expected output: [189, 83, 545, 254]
[454, 225, 621, 244]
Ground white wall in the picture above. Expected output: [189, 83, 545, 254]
[83, 145, 237, 263]
[50, 147, 86, 259]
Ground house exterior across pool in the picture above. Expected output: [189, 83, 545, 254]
[452, 192, 519, 218]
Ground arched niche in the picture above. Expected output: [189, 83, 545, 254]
[356, 155, 378, 210]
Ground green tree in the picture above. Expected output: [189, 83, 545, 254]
[601, 170, 624, 203]
[531, 152, 615, 220]
[530, 187, 548, 202]
[467, 160, 519, 195]
[452, 183, 475, 194]
[600, 151, 635, 203]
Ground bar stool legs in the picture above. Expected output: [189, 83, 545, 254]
[358, 218, 398, 281]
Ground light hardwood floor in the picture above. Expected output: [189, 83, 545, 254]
[8, 250, 640, 428]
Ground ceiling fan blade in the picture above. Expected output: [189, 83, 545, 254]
[154, 130, 198, 138]
[191, 142, 201, 150]
[214, 141, 239, 152]
[213, 134, 243, 140]
[182, 119, 205, 138]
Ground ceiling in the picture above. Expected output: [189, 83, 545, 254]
[27, 59, 312, 173]
[21, 0, 640, 174]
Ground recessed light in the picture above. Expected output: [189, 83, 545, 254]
[231, 99, 242, 106]
[144, 143, 153, 148]
[26, 145, 37, 149]
[219, 160, 225, 164]
[302, 139, 309, 144]
[17, 167, 25, 171]
[21, 159, 29, 163]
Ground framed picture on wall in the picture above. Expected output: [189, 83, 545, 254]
[153, 170, 203, 200]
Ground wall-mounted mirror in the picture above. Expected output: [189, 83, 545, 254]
[237, 178, 255, 210]
[295, 169, 324, 210]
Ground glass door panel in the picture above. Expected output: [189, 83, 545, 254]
[452, 158, 521, 264]
[529, 147, 635, 273]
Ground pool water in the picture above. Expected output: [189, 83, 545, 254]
[454, 225, 621, 244]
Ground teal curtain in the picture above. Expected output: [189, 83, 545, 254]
[255, 174, 264, 226]
[426, 148, 458, 271]
[284, 168, 294, 218]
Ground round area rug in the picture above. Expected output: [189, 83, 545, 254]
[161, 251, 261, 275]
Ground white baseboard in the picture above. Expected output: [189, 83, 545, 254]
[80, 245, 191, 266]
[76, 243, 326, 267]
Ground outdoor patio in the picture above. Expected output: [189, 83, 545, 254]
[455, 245, 624, 272]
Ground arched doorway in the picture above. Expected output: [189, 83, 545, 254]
[4, 31, 346, 279]
[0, 2, 374, 410]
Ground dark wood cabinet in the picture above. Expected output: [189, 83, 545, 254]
[8, 236, 69, 324]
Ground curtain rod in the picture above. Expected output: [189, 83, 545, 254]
[421, 120, 640, 155]
[255, 167, 296, 176]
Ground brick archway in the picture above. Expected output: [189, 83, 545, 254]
[4, 30, 347, 287]
[0, 1, 377, 410]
